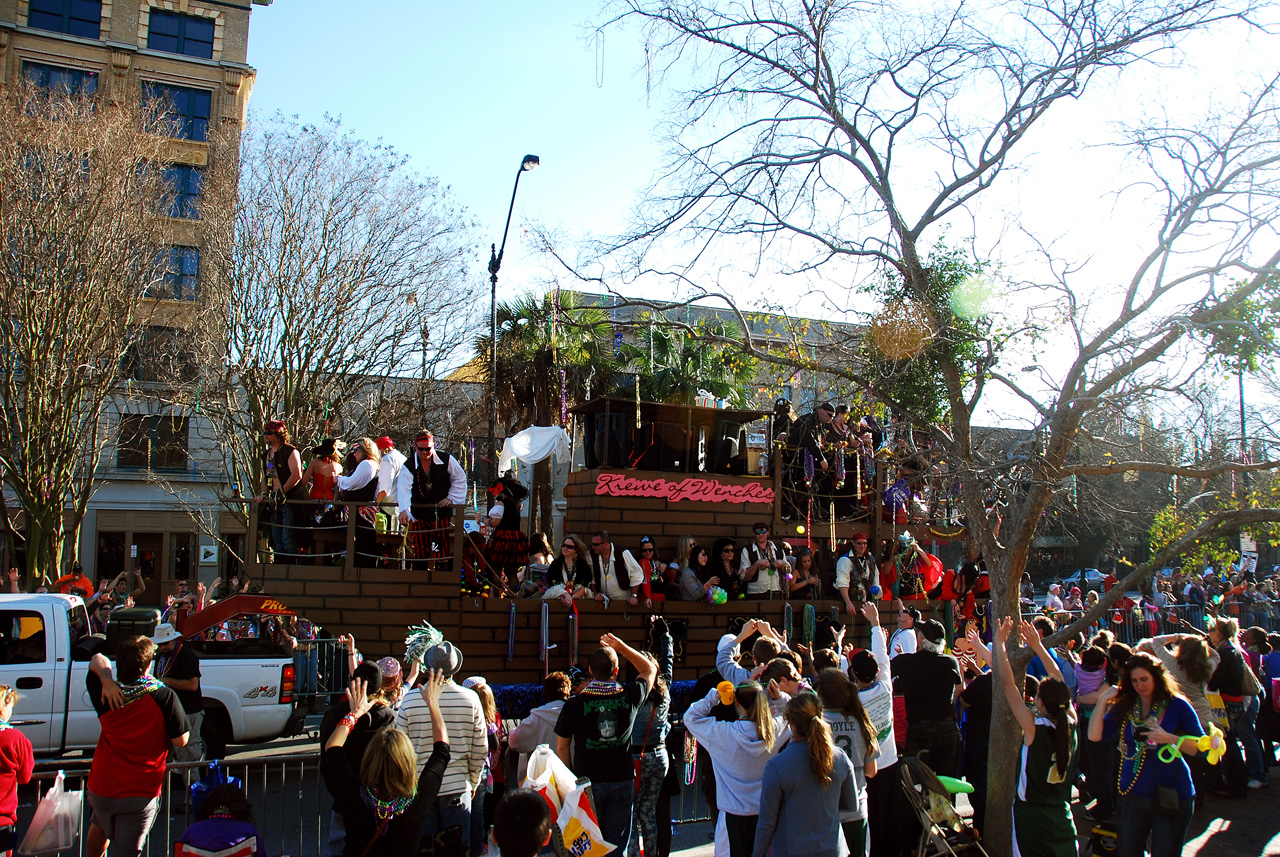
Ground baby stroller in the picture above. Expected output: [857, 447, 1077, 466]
[900, 755, 989, 857]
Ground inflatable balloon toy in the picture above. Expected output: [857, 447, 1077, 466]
[869, 585, 882, 599]
[707, 586, 728, 606]
[1157, 723, 1226, 765]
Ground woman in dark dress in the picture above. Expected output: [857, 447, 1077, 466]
[546, 534, 594, 605]
[324, 670, 451, 857]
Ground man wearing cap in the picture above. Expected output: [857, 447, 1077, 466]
[891, 618, 963, 777]
[835, 534, 877, 614]
[396, 641, 486, 853]
[889, 604, 919, 659]
[397, 430, 468, 568]
[152, 623, 203, 764]
[739, 523, 787, 599]
[374, 436, 406, 518]
[52, 562, 94, 600]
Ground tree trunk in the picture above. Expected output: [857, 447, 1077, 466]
[533, 458, 553, 538]
[24, 506, 64, 588]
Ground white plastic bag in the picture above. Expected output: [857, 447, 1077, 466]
[556, 782, 615, 857]
[522, 743, 576, 814]
[18, 771, 82, 855]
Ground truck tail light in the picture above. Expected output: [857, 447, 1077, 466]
[280, 663, 295, 705]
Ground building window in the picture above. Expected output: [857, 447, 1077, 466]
[142, 83, 211, 142]
[152, 246, 199, 300]
[164, 165, 203, 219]
[23, 61, 99, 95]
[147, 10, 215, 59]
[117, 414, 189, 471]
[27, 0, 102, 39]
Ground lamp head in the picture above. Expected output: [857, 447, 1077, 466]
[521, 154, 541, 171]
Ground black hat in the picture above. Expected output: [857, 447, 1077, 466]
[849, 649, 877, 684]
[311, 438, 345, 458]
[919, 620, 946, 645]
[352, 661, 383, 695]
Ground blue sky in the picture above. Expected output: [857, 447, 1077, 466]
[246, 1, 658, 304]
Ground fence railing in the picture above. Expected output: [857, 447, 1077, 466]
[23, 743, 711, 857]
[26, 753, 328, 857]
[1021, 599, 1280, 642]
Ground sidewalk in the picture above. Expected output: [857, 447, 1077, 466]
[667, 789, 1280, 857]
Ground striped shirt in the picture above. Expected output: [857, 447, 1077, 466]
[396, 681, 487, 797]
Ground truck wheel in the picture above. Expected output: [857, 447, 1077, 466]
[202, 713, 229, 760]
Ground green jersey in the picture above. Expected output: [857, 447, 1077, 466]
[1016, 718, 1076, 806]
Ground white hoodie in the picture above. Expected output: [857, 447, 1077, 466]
[507, 699, 565, 783]
[684, 687, 786, 818]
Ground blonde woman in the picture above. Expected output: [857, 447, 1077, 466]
[667, 535, 696, 581]
[684, 681, 784, 857]
[753, 693, 855, 857]
[335, 438, 381, 565]
[325, 669, 450, 857]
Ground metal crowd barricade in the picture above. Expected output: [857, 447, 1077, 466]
[25, 754, 331, 857]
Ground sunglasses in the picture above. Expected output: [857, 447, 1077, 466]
[721, 548, 735, 554]
[753, 528, 768, 534]
[562, 543, 575, 549]
[590, 541, 603, 547]
[415, 446, 432, 453]
[641, 546, 654, 552]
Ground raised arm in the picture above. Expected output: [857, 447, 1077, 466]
[965, 623, 991, 667]
[1020, 621, 1064, 684]
[994, 618, 1035, 741]
[1088, 685, 1118, 743]
[601, 633, 656, 689]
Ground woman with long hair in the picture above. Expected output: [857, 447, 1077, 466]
[684, 680, 782, 857]
[546, 534, 593, 605]
[680, 545, 719, 602]
[753, 692, 855, 857]
[788, 548, 821, 599]
[668, 535, 696, 581]
[994, 619, 1076, 857]
[815, 669, 878, 856]
[1088, 652, 1203, 857]
[628, 619, 674, 857]
[324, 670, 450, 856]
[711, 538, 743, 600]
[1207, 616, 1264, 794]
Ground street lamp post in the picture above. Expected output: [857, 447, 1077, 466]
[487, 154, 540, 485]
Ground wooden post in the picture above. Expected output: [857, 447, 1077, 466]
[344, 501, 355, 575]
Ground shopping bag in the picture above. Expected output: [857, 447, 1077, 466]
[190, 761, 244, 814]
[522, 744, 575, 815]
[556, 783, 615, 857]
[1205, 691, 1230, 730]
[18, 771, 82, 855]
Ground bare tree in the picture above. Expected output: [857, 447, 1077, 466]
[189, 115, 482, 524]
[568, 3, 1280, 851]
[0, 84, 177, 584]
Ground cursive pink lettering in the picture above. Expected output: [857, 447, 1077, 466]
[595, 473, 774, 505]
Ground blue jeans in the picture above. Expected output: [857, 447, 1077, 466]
[1240, 694, 1267, 782]
[422, 790, 472, 851]
[294, 646, 318, 697]
[1116, 793, 1193, 857]
[270, 503, 298, 559]
[591, 779, 635, 857]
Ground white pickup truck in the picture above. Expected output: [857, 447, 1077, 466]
[0, 593, 304, 758]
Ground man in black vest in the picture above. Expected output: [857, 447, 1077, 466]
[396, 430, 468, 569]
